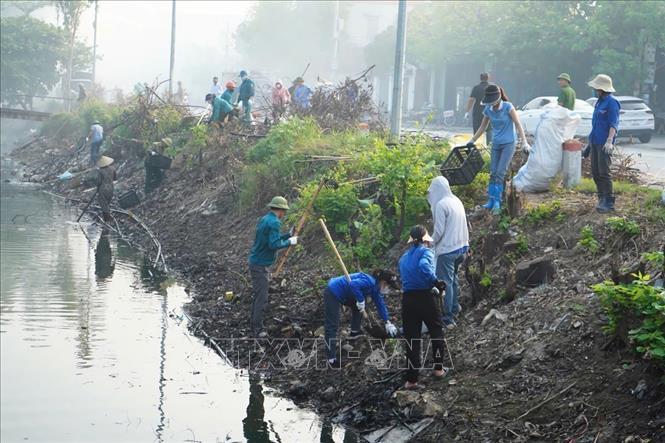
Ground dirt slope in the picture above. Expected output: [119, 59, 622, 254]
[8, 133, 665, 442]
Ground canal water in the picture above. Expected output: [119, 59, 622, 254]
[0, 158, 352, 442]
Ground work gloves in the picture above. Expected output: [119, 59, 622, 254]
[385, 321, 398, 337]
[582, 144, 591, 159]
[520, 139, 532, 154]
[603, 140, 615, 156]
[288, 236, 298, 245]
[356, 300, 366, 312]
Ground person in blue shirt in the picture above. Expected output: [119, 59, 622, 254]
[585, 74, 620, 213]
[323, 270, 399, 366]
[249, 196, 299, 337]
[466, 85, 529, 214]
[87, 121, 104, 165]
[398, 225, 447, 389]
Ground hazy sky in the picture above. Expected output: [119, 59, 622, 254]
[36, 1, 256, 103]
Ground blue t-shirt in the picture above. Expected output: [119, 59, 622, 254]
[589, 94, 620, 145]
[483, 101, 516, 145]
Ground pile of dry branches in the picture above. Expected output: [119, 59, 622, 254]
[295, 66, 385, 132]
[582, 149, 641, 184]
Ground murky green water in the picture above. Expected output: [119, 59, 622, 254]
[0, 159, 351, 442]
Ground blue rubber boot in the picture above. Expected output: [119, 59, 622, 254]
[490, 183, 504, 215]
[482, 184, 496, 209]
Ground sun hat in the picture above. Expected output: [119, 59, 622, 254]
[557, 73, 572, 83]
[268, 196, 289, 210]
[480, 84, 501, 105]
[293, 77, 305, 84]
[226, 81, 236, 89]
[96, 156, 114, 168]
[587, 74, 615, 93]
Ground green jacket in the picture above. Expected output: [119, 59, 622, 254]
[249, 211, 290, 266]
[221, 89, 234, 103]
[239, 78, 255, 100]
[212, 96, 233, 121]
[558, 85, 576, 111]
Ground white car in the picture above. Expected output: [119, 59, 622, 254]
[517, 96, 593, 138]
[586, 96, 655, 143]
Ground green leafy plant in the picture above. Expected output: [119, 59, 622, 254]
[498, 213, 511, 233]
[480, 272, 493, 288]
[606, 216, 640, 236]
[593, 273, 665, 364]
[642, 251, 664, 268]
[522, 200, 562, 225]
[578, 225, 600, 253]
[516, 234, 529, 254]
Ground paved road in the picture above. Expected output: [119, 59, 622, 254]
[616, 135, 665, 184]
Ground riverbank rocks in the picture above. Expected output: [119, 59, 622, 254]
[516, 257, 556, 286]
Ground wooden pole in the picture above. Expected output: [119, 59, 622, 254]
[319, 218, 351, 281]
[273, 178, 326, 276]
[77, 188, 99, 222]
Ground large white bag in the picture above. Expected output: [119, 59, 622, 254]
[513, 106, 581, 192]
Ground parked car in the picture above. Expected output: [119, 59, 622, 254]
[586, 96, 655, 143]
[517, 96, 593, 137]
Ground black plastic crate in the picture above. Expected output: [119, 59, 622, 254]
[440, 145, 484, 186]
[145, 151, 172, 170]
[118, 190, 140, 209]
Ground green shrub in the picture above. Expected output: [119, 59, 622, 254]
[642, 251, 664, 268]
[342, 203, 391, 269]
[606, 216, 640, 236]
[522, 200, 562, 225]
[593, 274, 665, 365]
[578, 225, 599, 253]
[516, 234, 529, 254]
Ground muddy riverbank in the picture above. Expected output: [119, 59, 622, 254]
[7, 127, 665, 442]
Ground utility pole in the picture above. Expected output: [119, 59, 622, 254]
[168, 0, 176, 101]
[390, 0, 407, 139]
[331, 0, 340, 79]
[92, 0, 98, 84]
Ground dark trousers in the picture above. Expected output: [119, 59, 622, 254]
[250, 264, 270, 334]
[402, 289, 445, 383]
[324, 288, 362, 360]
[473, 115, 492, 145]
[590, 143, 613, 198]
[90, 140, 103, 165]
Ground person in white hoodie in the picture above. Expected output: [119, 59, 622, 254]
[427, 176, 470, 328]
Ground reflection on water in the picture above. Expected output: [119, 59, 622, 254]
[0, 169, 351, 442]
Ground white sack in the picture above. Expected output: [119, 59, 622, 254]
[513, 106, 581, 192]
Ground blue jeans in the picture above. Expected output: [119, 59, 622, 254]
[436, 251, 465, 325]
[489, 141, 516, 184]
[90, 140, 103, 165]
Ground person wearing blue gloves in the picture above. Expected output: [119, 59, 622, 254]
[249, 196, 299, 338]
[323, 269, 399, 366]
[586, 74, 620, 213]
[399, 225, 447, 389]
[466, 84, 529, 214]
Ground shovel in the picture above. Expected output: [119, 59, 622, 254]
[318, 218, 376, 328]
